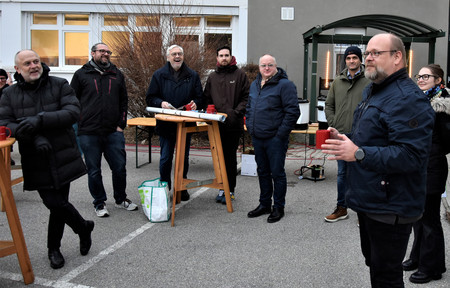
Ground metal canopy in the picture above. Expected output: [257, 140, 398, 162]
[302, 14, 445, 123]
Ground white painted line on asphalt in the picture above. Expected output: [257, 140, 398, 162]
[0, 187, 210, 287]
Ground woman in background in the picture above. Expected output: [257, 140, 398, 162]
[403, 64, 449, 284]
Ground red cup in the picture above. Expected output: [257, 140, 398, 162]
[206, 104, 216, 114]
[316, 129, 330, 149]
[184, 103, 192, 111]
[0, 126, 11, 141]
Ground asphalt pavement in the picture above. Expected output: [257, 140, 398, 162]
[1, 139, 450, 288]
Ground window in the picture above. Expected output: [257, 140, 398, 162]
[64, 14, 89, 26]
[65, 32, 89, 65]
[174, 17, 200, 27]
[32, 30, 59, 66]
[206, 16, 231, 27]
[281, 7, 294, 21]
[104, 15, 128, 26]
[29, 13, 90, 67]
[27, 13, 234, 69]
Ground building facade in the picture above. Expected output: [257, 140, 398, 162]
[1, 0, 448, 100]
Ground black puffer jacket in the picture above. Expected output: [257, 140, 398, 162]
[427, 89, 450, 195]
[0, 64, 86, 190]
[70, 61, 128, 135]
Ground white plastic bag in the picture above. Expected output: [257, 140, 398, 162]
[138, 178, 171, 222]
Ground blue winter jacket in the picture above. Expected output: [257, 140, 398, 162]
[346, 68, 435, 218]
[246, 68, 300, 139]
[145, 62, 203, 136]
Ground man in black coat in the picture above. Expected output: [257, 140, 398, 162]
[71, 42, 138, 217]
[0, 49, 94, 269]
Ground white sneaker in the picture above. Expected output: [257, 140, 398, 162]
[95, 204, 109, 217]
[115, 199, 138, 211]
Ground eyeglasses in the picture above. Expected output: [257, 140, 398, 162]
[414, 74, 436, 81]
[170, 52, 184, 57]
[94, 49, 113, 55]
[363, 50, 397, 58]
[259, 64, 275, 68]
[0, 77, 6, 81]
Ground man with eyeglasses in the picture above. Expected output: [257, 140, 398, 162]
[146, 44, 203, 201]
[0, 68, 12, 98]
[71, 42, 138, 218]
[246, 54, 300, 223]
[324, 46, 371, 223]
[204, 45, 249, 204]
[322, 33, 435, 287]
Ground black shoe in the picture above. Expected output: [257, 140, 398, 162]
[181, 190, 190, 201]
[247, 204, 271, 218]
[267, 207, 285, 223]
[409, 271, 442, 284]
[48, 248, 65, 269]
[80, 220, 95, 256]
[402, 259, 418, 271]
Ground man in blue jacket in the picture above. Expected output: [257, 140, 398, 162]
[146, 45, 203, 201]
[246, 54, 300, 223]
[323, 33, 435, 287]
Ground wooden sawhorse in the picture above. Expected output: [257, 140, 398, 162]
[155, 114, 233, 226]
[0, 138, 34, 284]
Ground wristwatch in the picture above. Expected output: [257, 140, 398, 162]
[354, 147, 365, 162]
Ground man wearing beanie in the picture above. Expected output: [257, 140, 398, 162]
[324, 46, 370, 223]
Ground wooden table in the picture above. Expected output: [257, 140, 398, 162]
[127, 117, 156, 168]
[155, 114, 232, 226]
[0, 138, 34, 284]
[290, 123, 319, 135]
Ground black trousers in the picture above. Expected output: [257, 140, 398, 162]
[219, 127, 241, 192]
[38, 183, 87, 249]
[358, 212, 413, 288]
[409, 193, 446, 274]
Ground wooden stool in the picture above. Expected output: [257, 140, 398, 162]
[155, 114, 233, 227]
[0, 138, 34, 284]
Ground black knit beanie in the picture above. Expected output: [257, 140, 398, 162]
[344, 46, 362, 62]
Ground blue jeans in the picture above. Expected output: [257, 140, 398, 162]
[252, 135, 289, 209]
[159, 133, 191, 190]
[337, 160, 347, 208]
[79, 132, 127, 208]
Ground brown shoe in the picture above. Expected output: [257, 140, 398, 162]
[324, 206, 348, 222]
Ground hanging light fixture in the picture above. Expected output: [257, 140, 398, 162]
[325, 50, 330, 88]
[408, 49, 413, 78]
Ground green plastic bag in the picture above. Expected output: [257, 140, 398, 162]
[138, 178, 171, 222]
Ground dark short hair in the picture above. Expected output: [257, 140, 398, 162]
[216, 46, 231, 56]
[424, 64, 445, 84]
[91, 42, 108, 52]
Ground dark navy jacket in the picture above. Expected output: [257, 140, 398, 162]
[346, 68, 435, 218]
[246, 68, 300, 139]
[146, 62, 203, 136]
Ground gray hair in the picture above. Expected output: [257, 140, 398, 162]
[167, 45, 184, 57]
[259, 54, 277, 65]
[14, 49, 40, 66]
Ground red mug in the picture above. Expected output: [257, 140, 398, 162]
[0, 126, 11, 141]
[206, 104, 216, 114]
[316, 129, 330, 149]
